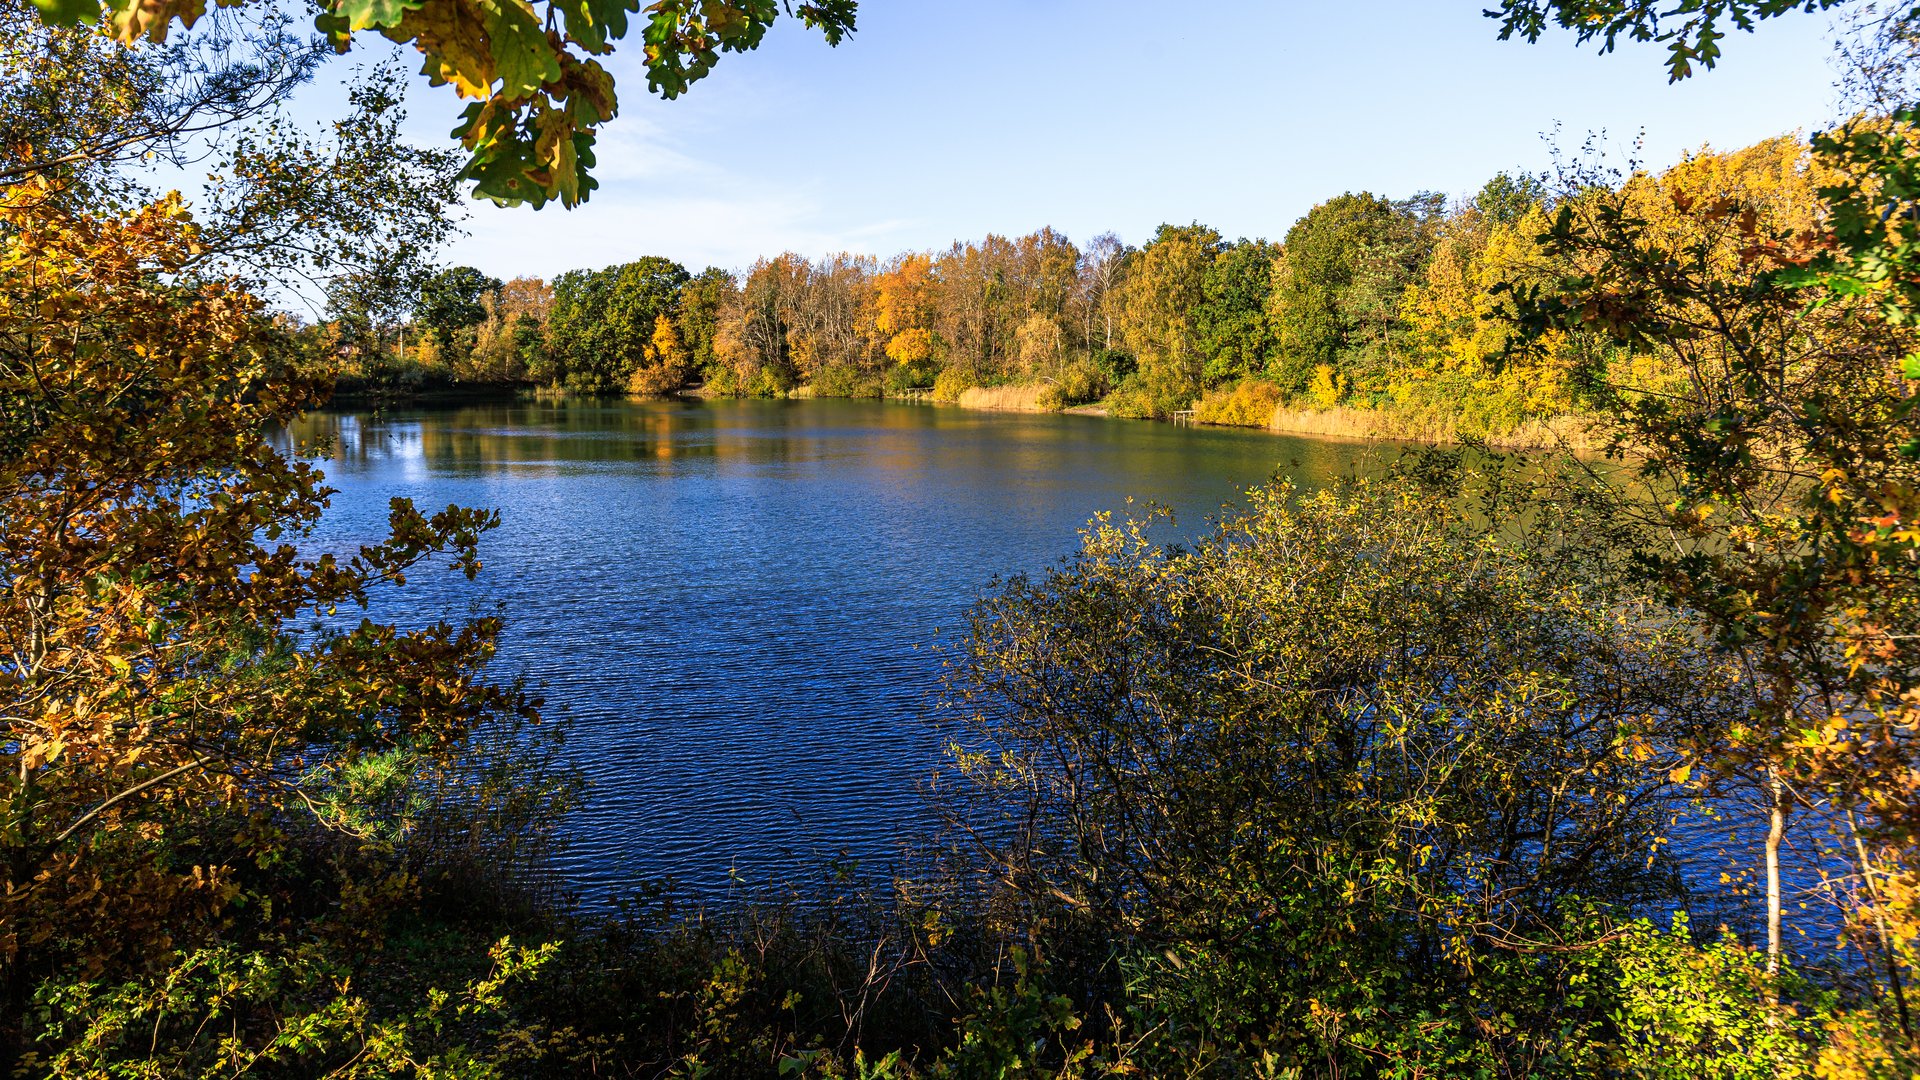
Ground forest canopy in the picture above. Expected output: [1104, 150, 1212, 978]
[331, 140, 1816, 453]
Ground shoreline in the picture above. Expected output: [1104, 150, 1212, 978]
[319, 381, 1595, 453]
[927, 383, 1597, 452]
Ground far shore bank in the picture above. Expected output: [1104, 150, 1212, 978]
[934, 381, 1597, 452]
[320, 380, 1596, 452]
[326, 381, 526, 409]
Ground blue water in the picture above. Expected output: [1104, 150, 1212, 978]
[284, 398, 1367, 900]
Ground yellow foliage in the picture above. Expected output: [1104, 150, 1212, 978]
[1306, 363, 1345, 409]
[1638, 134, 1832, 237]
[1400, 205, 1573, 414]
[1193, 379, 1284, 427]
[885, 328, 935, 366]
[628, 314, 689, 396]
[1395, 139, 1829, 425]
[390, 0, 498, 100]
[1815, 1007, 1916, 1079]
[412, 332, 444, 370]
[873, 253, 936, 338]
[1014, 314, 1065, 374]
[931, 366, 976, 403]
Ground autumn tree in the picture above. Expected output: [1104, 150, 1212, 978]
[1014, 313, 1067, 374]
[1493, 88, 1920, 1079]
[625, 314, 692, 395]
[1476, 169, 1549, 225]
[1116, 223, 1222, 409]
[873, 252, 937, 343]
[1398, 175, 1589, 430]
[0, 0, 321, 201]
[676, 266, 737, 380]
[547, 256, 691, 392]
[1076, 231, 1130, 362]
[0, 13, 467, 388]
[464, 275, 552, 381]
[1012, 227, 1081, 337]
[709, 254, 805, 394]
[0, 183, 526, 994]
[933, 236, 1019, 379]
[787, 252, 878, 379]
[2, 5, 464, 331]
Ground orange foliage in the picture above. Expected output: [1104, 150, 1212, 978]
[0, 185, 522, 972]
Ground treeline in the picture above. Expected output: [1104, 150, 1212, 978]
[344, 134, 1817, 446]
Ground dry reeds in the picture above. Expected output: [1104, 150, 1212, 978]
[956, 384, 1050, 413]
[1268, 405, 1600, 451]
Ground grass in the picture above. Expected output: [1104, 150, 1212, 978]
[955, 383, 1051, 412]
[1268, 403, 1600, 451]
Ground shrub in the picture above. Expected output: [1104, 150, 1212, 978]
[946, 469, 1752, 1076]
[1305, 362, 1346, 409]
[1101, 379, 1160, 419]
[885, 360, 938, 394]
[930, 366, 976, 403]
[1193, 378, 1284, 427]
[744, 365, 794, 398]
[1090, 348, 1137, 385]
[1036, 358, 1109, 412]
[1563, 914, 1832, 1079]
[703, 363, 741, 397]
[811, 362, 882, 399]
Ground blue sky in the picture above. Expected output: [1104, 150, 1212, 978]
[339, 1, 1847, 280]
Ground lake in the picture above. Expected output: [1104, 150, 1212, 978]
[283, 397, 1372, 900]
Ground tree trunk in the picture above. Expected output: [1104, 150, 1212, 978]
[1849, 810, 1915, 1046]
[1765, 765, 1789, 981]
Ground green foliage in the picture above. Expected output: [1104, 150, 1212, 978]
[811, 361, 882, 398]
[419, 265, 505, 348]
[1087, 348, 1136, 386]
[1572, 914, 1828, 1078]
[1267, 192, 1436, 394]
[29, 937, 556, 1078]
[930, 949, 1095, 1079]
[1487, 0, 1857, 81]
[1116, 222, 1223, 404]
[547, 256, 691, 392]
[885, 357, 939, 394]
[25, 0, 857, 209]
[945, 467, 1752, 1076]
[1099, 379, 1164, 420]
[1034, 358, 1109, 412]
[1475, 170, 1548, 225]
[680, 267, 738, 373]
[1196, 239, 1280, 385]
